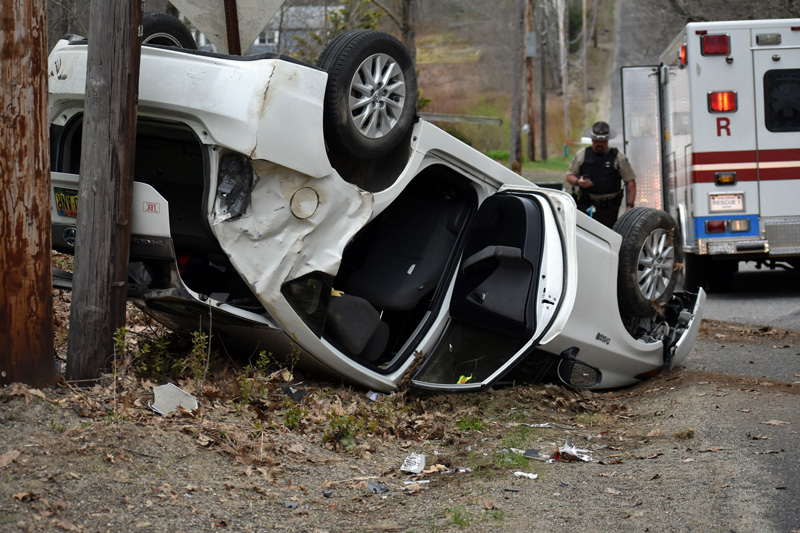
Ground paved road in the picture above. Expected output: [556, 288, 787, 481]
[608, 4, 800, 531]
[701, 263, 800, 331]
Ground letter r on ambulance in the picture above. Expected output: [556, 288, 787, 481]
[716, 117, 731, 137]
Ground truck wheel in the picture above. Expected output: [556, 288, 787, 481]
[614, 207, 682, 317]
[317, 30, 417, 159]
[142, 12, 197, 49]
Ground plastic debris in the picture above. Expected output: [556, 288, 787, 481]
[457, 374, 473, 384]
[504, 487, 520, 493]
[283, 501, 299, 509]
[322, 490, 333, 498]
[514, 471, 538, 480]
[282, 385, 307, 403]
[550, 440, 593, 463]
[368, 480, 390, 494]
[443, 467, 472, 474]
[149, 383, 198, 415]
[403, 480, 432, 485]
[525, 449, 548, 461]
[400, 453, 426, 474]
[366, 390, 392, 402]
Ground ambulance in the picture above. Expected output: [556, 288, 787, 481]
[620, 19, 800, 291]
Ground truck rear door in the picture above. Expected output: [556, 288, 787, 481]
[621, 66, 664, 210]
[752, 32, 800, 253]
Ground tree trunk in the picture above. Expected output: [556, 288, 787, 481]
[402, 0, 417, 65]
[537, 0, 548, 161]
[509, 0, 525, 172]
[0, 0, 55, 388]
[526, 0, 536, 162]
[557, 0, 570, 155]
[66, 1, 142, 381]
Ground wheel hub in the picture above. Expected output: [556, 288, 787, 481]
[349, 53, 406, 140]
[637, 228, 675, 300]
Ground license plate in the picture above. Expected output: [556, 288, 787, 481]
[709, 192, 744, 213]
[54, 187, 79, 218]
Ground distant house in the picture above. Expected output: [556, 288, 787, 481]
[191, 4, 343, 55]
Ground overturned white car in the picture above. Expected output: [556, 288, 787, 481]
[49, 22, 704, 392]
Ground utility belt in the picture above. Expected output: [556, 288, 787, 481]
[585, 190, 623, 209]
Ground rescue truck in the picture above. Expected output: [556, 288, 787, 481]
[620, 18, 800, 291]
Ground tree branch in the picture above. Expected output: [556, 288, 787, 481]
[370, 0, 404, 31]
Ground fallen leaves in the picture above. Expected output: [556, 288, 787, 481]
[0, 449, 21, 468]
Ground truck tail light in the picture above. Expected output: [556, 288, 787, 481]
[701, 34, 730, 55]
[708, 91, 737, 112]
[679, 44, 687, 66]
[705, 220, 726, 233]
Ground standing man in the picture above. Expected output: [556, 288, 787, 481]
[565, 121, 637, 228]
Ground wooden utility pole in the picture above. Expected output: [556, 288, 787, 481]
[509, 0, 525, 173]
[0, 0, 55, 388]
[66, 2, 143, 381]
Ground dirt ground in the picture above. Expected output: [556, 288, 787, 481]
[2, 316, 799, 532]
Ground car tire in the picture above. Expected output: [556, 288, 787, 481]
[142, 12, 197, 50]
[614, 207, 682, 317]
[317, 29, 417, 159]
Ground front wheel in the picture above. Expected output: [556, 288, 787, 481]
[317, 30, 417, 159]
[614, 207, 682, 317]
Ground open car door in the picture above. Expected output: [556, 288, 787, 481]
[411, 187, 577, 391]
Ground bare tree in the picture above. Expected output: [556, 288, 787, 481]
[371, 0, 417, 63]
[509, 0, 525, 171]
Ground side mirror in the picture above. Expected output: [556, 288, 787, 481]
[557, 359, 601, 389]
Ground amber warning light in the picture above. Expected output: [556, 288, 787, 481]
[702, 34, 730, 55]
[708, 91, 737, 113]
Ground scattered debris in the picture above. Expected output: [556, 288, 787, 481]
[149, 383, 198, 415]
[282, 501, 299, 509]
[400, 453, 426, 474]
[550, 441, 592, 463]
[282, 385, 308, 403]
[513, 471, 538, 480]
[368, 480, 390, 494]
[366, 390, 392, 402]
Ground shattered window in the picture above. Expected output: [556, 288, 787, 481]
[764, 69, 800, 132]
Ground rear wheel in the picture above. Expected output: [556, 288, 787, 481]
[614, 207, 682, 317]
[317, 30, 417, 159]
[142, 12, 197, 49]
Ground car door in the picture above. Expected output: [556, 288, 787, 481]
[411, 187, 577, 391]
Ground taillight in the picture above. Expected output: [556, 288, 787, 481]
[679, 44, 687, 66]
[701, 34, 730, 55]
[708, 91, 737, 112]
[705, 220, 727, 233]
